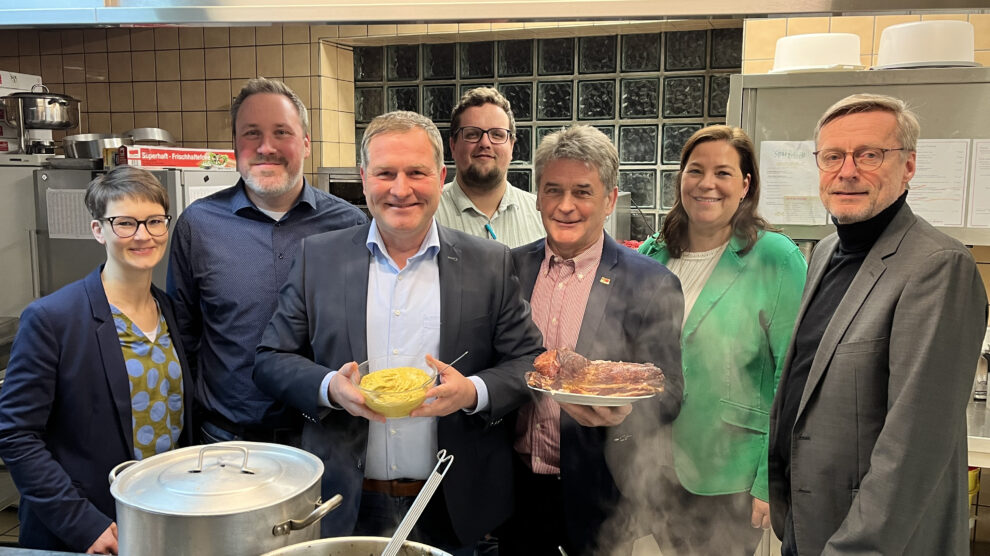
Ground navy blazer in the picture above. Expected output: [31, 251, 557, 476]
[511, 234, 684, 553]
[0, 266, 194, 552]
[254, 223, 545, 545]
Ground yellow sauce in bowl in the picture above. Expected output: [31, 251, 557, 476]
[359, 366, 433, 418]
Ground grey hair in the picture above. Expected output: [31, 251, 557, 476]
[85, 165, 169, 220]
[361, 110, 444, 171]
[815, 93, 920, 152]
[230, 77, 309, 137]
[534, 125, 618, 192]
[450, 87, 516, 136]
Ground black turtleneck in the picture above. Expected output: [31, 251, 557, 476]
[778, 191, 907, 555]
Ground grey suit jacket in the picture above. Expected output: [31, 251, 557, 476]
[253, 222, 545, 545]
[512, 234, 684, 552]
[769, 203, 988, 555]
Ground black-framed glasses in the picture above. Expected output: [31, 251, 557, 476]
[812, 147, 906, 171]
[101, 215, 172, 238]
[454, 126, 513, 144]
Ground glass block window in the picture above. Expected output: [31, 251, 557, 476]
[501, 83, 533, 121]
[578, 80, 614, 120]
[499, 40, 534, 77]
[355, 47, 384, 82]
[354, 28, 741, 240]
[579, 36, 617, 74]
[387, 86, 419, 113]
[460, 42, 494, 78]
[388, 45, 419, 81]
[539, 38, 575, 76]
[424, 44, 456, 80]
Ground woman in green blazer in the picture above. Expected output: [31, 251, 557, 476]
[639, 125, 807, 554]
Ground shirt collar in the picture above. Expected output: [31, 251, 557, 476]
[230, 177, 316, 217]
[365, 218, 441, 268]
[446, 177, 516, 217]
[541, 232, 605, 280]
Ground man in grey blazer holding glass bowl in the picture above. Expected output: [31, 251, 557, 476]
[253, 110, 544, 555]
[769, 93, 988, 555]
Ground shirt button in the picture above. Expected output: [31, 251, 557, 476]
[534, 456, 541, 463]
[391, 464, 397, 471]
[392, 349, 399, 355]
[278, 253, 284, 259]
[551, 318, 557, 324]
[558, 283, 564, 289]
[577, 274, 583, 279]
[394, 310, 400, 316]
[390, 428, 397, 435]
[535, 424, 542, 430]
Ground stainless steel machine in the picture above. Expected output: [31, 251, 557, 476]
[33, 167, 241, 295]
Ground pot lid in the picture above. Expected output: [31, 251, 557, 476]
[2, 85, 79, 103]
[109, 441, 323, 515]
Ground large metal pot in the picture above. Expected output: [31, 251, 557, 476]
[109, 441, 342, 556]
[62, 133, 132, 158]
[261, 536, 452, 556]
[1, 85, 79, 130]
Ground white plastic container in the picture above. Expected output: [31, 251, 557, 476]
[771, 33, 863, 73]
[875, 20, 977, 69]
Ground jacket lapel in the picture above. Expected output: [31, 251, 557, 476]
[517, 239, 546, 302]
[796, 205, 915, 419]
[681, 235, 747, 341]
[575, 235, 619, 356]
[344, 224, 371, 362]
[84, 268, 135, 456]
[437, 227, 462, 362]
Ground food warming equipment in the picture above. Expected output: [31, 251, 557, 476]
[1, 85, 80, 154]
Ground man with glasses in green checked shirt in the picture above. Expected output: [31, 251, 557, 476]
[436, 87, 545, 249]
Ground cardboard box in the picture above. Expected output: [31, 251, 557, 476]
[0, 72, 42, 92]
[116, 145, 236, 169]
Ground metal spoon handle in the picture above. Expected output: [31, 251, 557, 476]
[381, 450, 455, 556]
[434, 351, 469, 375]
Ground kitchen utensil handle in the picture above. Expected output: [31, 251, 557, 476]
[381, 450, 454, 556]
[271, 494, 343, 536]
[188, 444, 255, 474]
[108, 460, 139, 485]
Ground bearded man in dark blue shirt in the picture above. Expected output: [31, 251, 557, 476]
[167, 77, 367, 444]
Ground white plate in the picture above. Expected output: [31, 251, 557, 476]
[527, 384, 655, 407]
[769, 64, 865, 74]
[872, 60, 980, 70]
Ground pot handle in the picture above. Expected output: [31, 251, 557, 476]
[271, 494, 343, 536]
[189, 445, 255, 475]
[108, 460, 139, 485]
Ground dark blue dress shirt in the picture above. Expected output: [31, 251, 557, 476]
[166, 179, 367, 428]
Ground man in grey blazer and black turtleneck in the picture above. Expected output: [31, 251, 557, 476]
[769, 93, 988, 555]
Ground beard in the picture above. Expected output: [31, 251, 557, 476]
[240, 157, 303, 200]
[460, 161, 505, 192]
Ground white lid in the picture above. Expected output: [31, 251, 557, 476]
[771, 33, 862, 73]
[876, 21, 976, 69]
[109, 441, 323, 515]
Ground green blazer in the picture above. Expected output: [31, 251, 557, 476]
[639, 231, 806, 501]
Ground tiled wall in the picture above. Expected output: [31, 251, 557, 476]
[352, 28, 742, 241]
[742, 13, 990, 73]
[0, 25, 356, 185]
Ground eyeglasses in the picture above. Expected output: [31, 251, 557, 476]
[101, 215, 172, 238]
[812, 147, 906, 171]
[454, 126, 513, 144]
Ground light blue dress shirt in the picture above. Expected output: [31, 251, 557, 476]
[317, 219, 490, 480]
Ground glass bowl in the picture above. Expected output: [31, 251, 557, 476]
[357, 355, 437, 419]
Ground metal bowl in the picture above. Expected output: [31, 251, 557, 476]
[123, 127, 175, 146]
[62, 133, 132, 159]
[261, 536, 452, 556]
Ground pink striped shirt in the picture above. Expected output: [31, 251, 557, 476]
[514, 234, 604, 474]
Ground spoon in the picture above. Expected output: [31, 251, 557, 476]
[380, 450, 455, 556]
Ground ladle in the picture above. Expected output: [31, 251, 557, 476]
[380, 450, 455, 556]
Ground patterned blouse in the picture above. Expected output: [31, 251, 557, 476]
[110, 303, 184, 460]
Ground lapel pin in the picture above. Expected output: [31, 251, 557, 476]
[599, 277, 611, 285]
[447, 256, 458, 262]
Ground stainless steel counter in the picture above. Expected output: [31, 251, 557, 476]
[968, 401, 990, 467]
